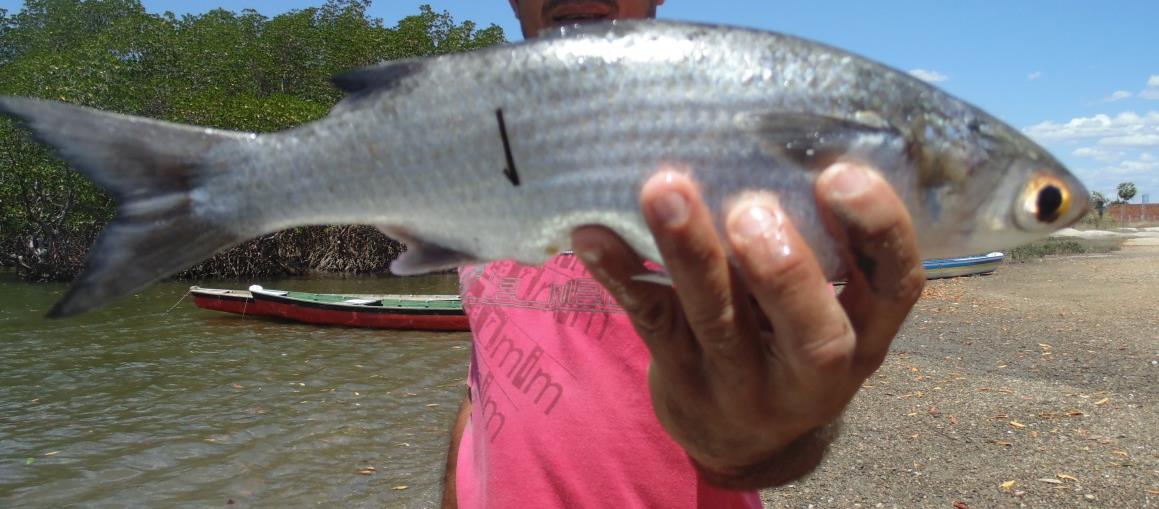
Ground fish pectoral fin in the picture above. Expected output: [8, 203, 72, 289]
[744, 111, 902, 170]
[378, 226, 481, 275]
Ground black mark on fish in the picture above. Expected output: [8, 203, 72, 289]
[496, 109, 520, 187]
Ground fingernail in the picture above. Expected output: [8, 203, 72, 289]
[736, 205, 776, 240]
[576, 244, 601, 266]
[651, 191, 689, 228]
[826, 163, 872, 199]
[732, 200, 791, 258]
[575, 243, 614, 286]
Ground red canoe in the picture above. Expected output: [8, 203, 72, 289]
[189, 285, 469, 331]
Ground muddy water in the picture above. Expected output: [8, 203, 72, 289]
[0, 273, 470, 507]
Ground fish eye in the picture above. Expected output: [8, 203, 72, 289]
[1036, 185, 1064, 222]
[1020, 173, 1071, 225]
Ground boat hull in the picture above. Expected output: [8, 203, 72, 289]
[922, 252, 1005, 280]
[190, 287, 269, 316]
[189, 286, 470, 332]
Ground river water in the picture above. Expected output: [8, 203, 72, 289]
[0, 272, 470, 508]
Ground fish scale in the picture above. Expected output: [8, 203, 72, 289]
[0, 20, 1087, 318]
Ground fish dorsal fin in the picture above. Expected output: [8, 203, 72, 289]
[331, 59, 425, 95]
[743, 111, 903, 170]
[329, 59, 425, 114]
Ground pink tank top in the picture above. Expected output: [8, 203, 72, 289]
[456, 256, 761, 508]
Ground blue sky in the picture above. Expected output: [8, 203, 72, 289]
[2, 1, 1156, 201]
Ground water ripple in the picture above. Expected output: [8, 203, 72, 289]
[0, 274, 469, 507]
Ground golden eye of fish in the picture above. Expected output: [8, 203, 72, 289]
[1023, 173, 1071, 224]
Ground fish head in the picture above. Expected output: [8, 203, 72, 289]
[910, 107, 1089, 257]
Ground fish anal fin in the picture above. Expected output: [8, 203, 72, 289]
[630, 271, 673, 287]
[377, 226, 481, 275]
[742, 111, 902, 170]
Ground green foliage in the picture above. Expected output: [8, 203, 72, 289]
[1090, 191, 1107, 213]
[1007, 237, 1123, 262]
[1086, 191, 1109, 228]
[385, 4, 506, 59]
[1115, 182, 1137, 204]
[0, 9, 11, 65]
[0, 1, 506, 277]
[1076, 208, 1120, 231]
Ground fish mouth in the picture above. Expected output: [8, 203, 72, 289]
[543, 0, 617, 27]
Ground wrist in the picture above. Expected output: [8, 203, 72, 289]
[690, 419, 842, 490]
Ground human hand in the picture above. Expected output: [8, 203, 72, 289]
[571, 163, 924, 489]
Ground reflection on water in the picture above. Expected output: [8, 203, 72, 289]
[0, 272, 470, 507]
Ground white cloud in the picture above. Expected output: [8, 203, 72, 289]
[1089, 155, 1159, 176]
[1027, 111, 1159, 197]
[908, 69, 948, 83]
[1024, 111, 1159, 144]
[1103, 90, 1132, 102]
[1072, 146, 1123, 162]
[1070, 153, 1159, 199]
[1098, 134, 1159, 147]
[1027, 71, 1043, 81]
[1142, 74, 1159, 100]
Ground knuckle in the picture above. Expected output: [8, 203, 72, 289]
[624, 292, 681, 339]
[690, 303, 742, 351]
[756, 249, 816, 301]
[796, 321, 855, 371]
[681, 272, 734, 326]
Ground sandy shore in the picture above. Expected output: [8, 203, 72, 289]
[762, 242, 1159, 508]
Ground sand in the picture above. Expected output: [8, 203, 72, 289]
[762, 242, 1159, 508]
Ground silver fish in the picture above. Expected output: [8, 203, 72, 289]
[0, 20, 1088, 318]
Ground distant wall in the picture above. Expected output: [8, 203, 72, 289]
[1107, 203, 1159, 223]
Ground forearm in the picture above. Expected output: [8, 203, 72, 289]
[692, 419, 841, 490]
[441, 392, 471, 509]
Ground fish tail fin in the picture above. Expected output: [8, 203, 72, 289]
[0, 96, 256, 318]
